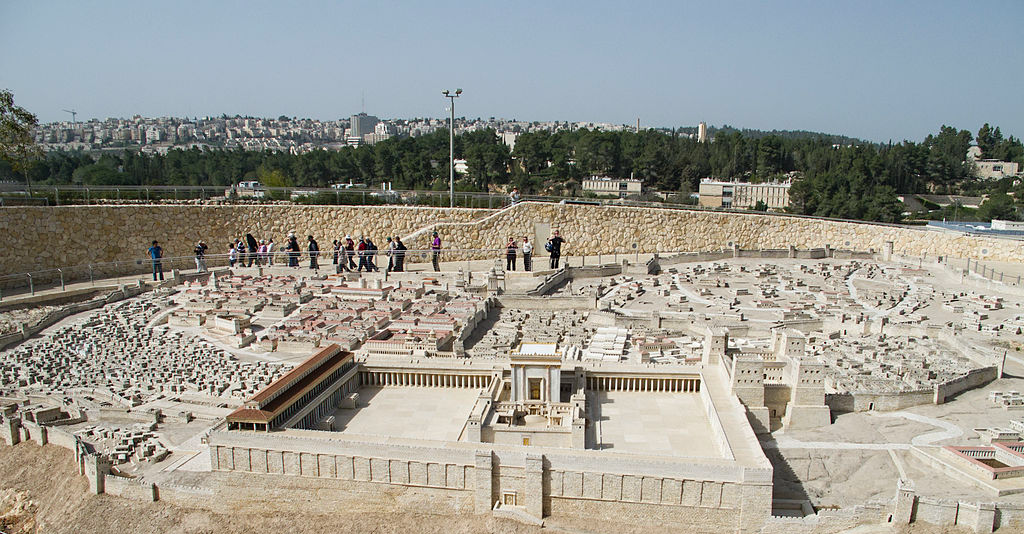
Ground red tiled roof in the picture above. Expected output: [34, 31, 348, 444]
[227, 344, 353, 425]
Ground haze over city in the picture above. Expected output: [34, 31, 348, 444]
[2, 0, 1022, 143]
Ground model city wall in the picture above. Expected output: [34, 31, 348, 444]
[1, 202, 1021, 285]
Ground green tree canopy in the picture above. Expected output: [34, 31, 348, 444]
[0, 89, 42, 176]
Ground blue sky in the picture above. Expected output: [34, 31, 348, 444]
[1, 1, 1021, 142]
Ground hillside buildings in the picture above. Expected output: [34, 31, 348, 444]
[31, 115, 665, 155]
[967, 146, 1022, 181]
[581, 176, 643, 198]
[698, 179, 791, 210]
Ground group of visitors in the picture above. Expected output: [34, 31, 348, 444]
[167, 227, 565, 277]
[505, 236, 532, 271]
[229, 234, 278, 268]
[330, 235, 388, 273]
[504, 230, 564, 271]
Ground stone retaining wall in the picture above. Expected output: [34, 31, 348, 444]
[0, 205, 493, 280]
[2, 202, 1022, 284]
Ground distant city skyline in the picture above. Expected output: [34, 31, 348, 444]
[2, 1, 1022, 143]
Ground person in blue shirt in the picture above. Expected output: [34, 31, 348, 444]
[148, 240, 164, 281]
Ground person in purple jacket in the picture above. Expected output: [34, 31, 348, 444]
[430, 231, 442, 272]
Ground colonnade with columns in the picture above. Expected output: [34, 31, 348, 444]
[585, 376, 700, 392]
[359, 370, 489, 389]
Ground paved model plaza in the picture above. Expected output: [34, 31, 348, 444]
[328, 386, 480, 441]
[592, 390, 721, 458]
[3, 253, 1024, 532]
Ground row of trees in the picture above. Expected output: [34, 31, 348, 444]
[3, 88, 1022, 223]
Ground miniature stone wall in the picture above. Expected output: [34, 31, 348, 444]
[43, 425, 77, 450]
[103, 475, 157, 501]
[759, 503, 891, 534]
[825, 365, 1000, 414]
[826, 389, 935, 413]
[3, 415, 1019, 533]
[934, 366, 1000, 404]
[3, 203, 1023, 286]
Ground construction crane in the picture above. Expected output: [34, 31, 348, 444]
[62, 109, 77, 125]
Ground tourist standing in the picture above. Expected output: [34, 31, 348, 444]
[522, 236, 533, 272]
[257, 240, 268, 265]
[357, 237, 370, 272]
[394, 236, 406, 272]
[332, 239, 340, 266]
[365, 237, 379, 272]
[505, 236, 518, 271]
[148, 240, 164, 281]
[385, 236, 396, 272]
[547, 230, 565, 269]
[430, 231, 442, 272]
[510, 187, 520, 205]
[286, 233, 300, 267]
[308, 235, 320, 270]
[194, 241, 208, 272]
[267, 238, 275, 266]
[246, 234, 258, 267]
[229, 243, 238, 267]
[336, 236, 350, 273]
[344, 235, 356, 270]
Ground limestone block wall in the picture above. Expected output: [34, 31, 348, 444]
[0, 205, 492, 280]
[437, 203, 1024, 261]
[3, 202, 1023, 283]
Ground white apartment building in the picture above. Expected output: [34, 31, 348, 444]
[581, 176, 643, 198]
[698, 179, 791, 209]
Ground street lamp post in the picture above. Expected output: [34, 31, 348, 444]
[442, 89, 462, 208]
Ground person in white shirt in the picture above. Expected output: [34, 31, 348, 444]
[522, 236, 534, 271]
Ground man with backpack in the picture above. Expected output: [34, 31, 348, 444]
[546, 230, 565, 269]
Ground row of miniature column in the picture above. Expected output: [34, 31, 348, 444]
[360, 371, 487, 388]
[587, 376, 700, 392]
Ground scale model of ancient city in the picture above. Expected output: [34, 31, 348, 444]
[4, 203, 1024, 533]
